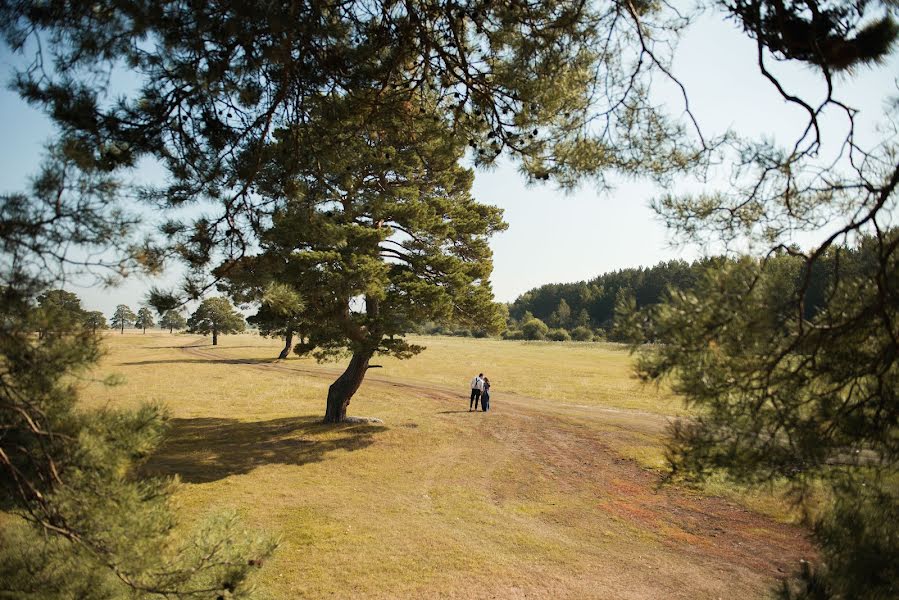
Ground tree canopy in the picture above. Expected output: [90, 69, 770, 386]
[110, 304, 137, 334]
[159, 310, 187, 333]
[135, 307, 155, 333]
[221, 92, 507, 421]
[187, 297, 246, 345]
[0, 140, 272, 598]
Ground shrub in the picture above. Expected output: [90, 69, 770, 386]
[570, 326, 593, 341]
[547, 328, 571, 341]
[521, 318, 548, 340]
[502, 329, 525, 340]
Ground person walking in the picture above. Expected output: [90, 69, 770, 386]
[469, 373, 484, 411]
[482, 377, 491, 412]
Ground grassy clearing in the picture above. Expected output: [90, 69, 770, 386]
[73, 332, 813, 599]
[174, 333, 687, 415]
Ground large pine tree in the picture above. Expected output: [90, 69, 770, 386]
[222, 92, 506, 422]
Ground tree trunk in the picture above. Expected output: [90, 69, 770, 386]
[212, 327, 218, 345]
[324, 350, 373, 423]
[278, 329, 294, 359]
[120, 323, 124, 334]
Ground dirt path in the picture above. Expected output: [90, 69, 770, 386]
[177, 340, 814, 598]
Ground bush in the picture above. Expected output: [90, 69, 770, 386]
[547, 328, 571, 341]
[502, 329, 525, 340]
[521, 318, 548, 340]
[472, 329, 490, 338]
[570, 326, 593, 341]
[452, 328, 472, 337]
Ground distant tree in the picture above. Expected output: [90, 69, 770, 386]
[134, 307, 155, 334]
[521, 318, 549, 341]
[110, 304, 136, 335]
[244, 284, 306, 360]
[550, 299, 572, 329]
[574, 309, 591, 329]
[82, 311, 107, 332]
[34, 289, 86, 339]
[547, 328, 571, 342]
[159, 310, 187, 334]
[570, 326, 593, 341]
[187, 297, 246, 346]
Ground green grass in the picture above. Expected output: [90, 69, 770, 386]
[69, 331, 813, 599]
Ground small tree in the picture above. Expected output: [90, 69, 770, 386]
[521, 318, 549, 341]
[187, 297, 246, 345]
[159, 310, 187, 333]
[109, 304, 136, 334]
[550, 299, 572, 329]
[570, 325, 593, 341]
[134, 307, 155, 334]
[574, 309, 591, 329]
[547, 328, 571, 342]
[83, 311, 107, 332]
[244, 284, 306, 360]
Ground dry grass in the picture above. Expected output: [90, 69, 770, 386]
[75, 332, 813, 599]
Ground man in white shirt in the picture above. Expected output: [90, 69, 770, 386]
[469, 373, 484, 411]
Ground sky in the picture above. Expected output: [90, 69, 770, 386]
[1, 8, 896, 316]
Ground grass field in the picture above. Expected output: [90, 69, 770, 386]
[78, 332, 813, 599]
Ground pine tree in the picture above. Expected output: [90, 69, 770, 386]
[34, 289, 86, 339]
[243, 284, 306, 360]
[135, 307, 155, 334]
[187, 298, 246, 346]
[220, 93, 506, 422]
[110, 304, 137, 334]
[0, 146, 274, 599]
[83, 311, 108, 332]
[159, 310, 187, 334]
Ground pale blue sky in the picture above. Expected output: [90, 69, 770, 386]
[1, 10, 896, 316]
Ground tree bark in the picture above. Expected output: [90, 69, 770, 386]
[120, 323, 124, 334]
[324, 350, 373, 423]
[278, 329, 294, 359]
[212, 327, 218, 346]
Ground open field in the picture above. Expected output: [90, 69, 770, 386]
[79, 332, 813, 599]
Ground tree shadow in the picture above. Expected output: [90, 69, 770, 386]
[143, 416, 385, 483]
[120, 358, 279, 366]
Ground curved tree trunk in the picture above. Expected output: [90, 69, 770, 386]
[324, 350, 373, 423]
[278, 329, 294, 359]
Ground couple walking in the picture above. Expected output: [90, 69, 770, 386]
[469, 373, 491, 412]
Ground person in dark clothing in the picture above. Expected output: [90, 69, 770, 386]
[482, 377, 491, 411]
[469, 373, 483, 411]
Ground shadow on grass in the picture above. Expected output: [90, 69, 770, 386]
[120, 358, 279, 366]
[144, 416, 385, 483]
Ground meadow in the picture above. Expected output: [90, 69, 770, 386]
[79, 332, 813, 599]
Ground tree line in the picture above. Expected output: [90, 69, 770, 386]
[500, 243, 850, 342]
[32, 291, 250, 344]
